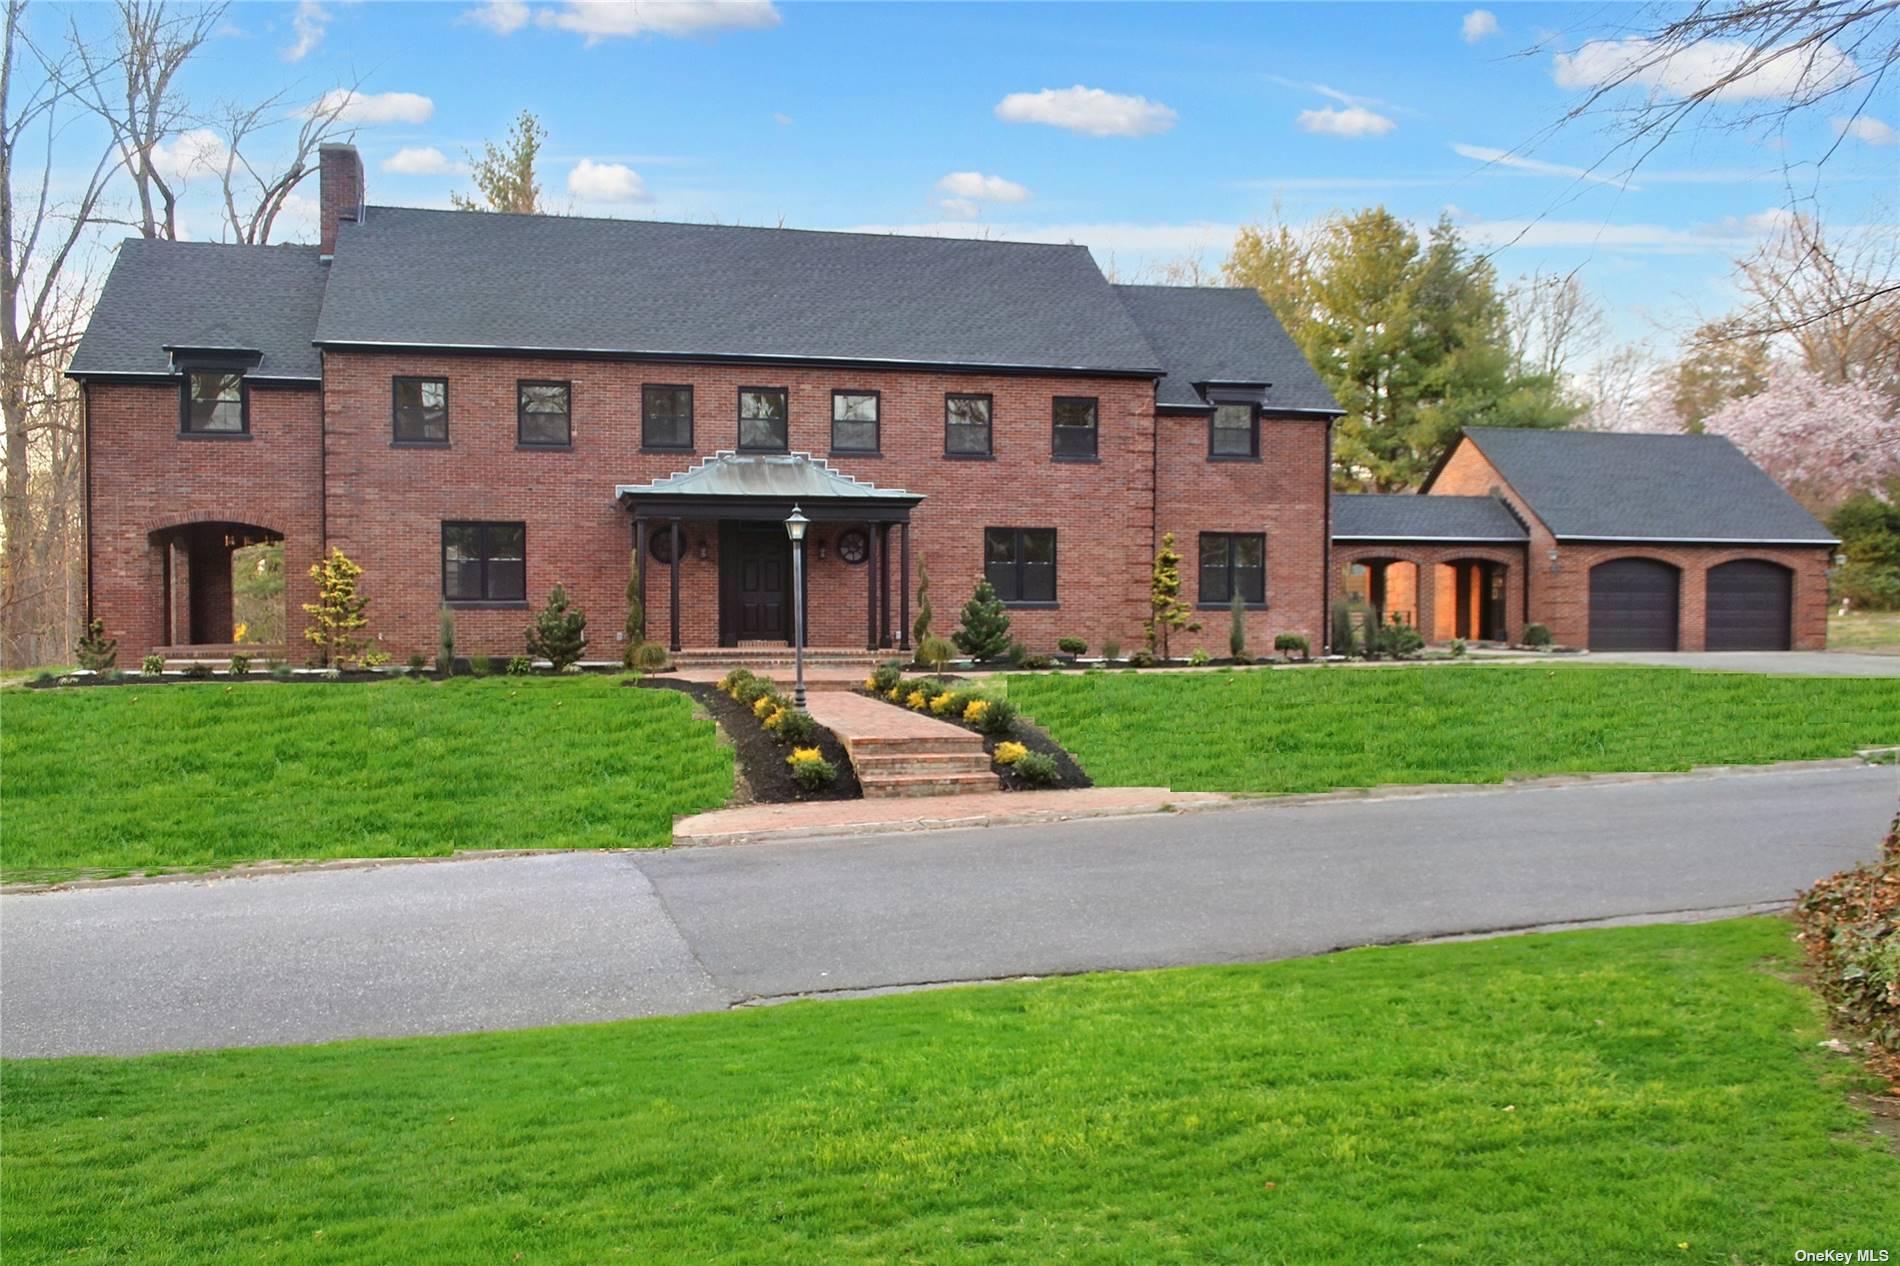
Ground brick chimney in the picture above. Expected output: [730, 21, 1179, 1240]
[318, 143, 364, 257]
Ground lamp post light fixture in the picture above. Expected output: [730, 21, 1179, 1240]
[784, 504, 810, 710]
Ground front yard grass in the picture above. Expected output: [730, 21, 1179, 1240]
[3, 919, 1894, 1264]
[1003, 663, 1900, 793]
[1830, 610, 1900, 654]
[0, 676, 732, 881]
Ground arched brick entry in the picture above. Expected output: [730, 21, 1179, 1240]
[147, 521, 285, 648]
[1335, 541, 1527, 645]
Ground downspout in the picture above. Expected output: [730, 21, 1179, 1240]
[81, 379, 93, 624]
[1321, 417, 1334, 654]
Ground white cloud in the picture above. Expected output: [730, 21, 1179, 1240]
[1834, 114, 1899, 146]
[1297, 105, 1396, 138]
[937, 198, 981, 220]
[567, 158, 649, 202]
[1461, 9, 1498, 43]
[310, 89, 436, 125]
[994, 86, 1177, 138]
[462, 0, 531, 34]
[935, 171, 1031, 205]
[536, 1, 780, 41]
[1452, 142, 1633, 188]
[284, 0, 329, 61]
[1552, 36, 1858, 103]
[150, 127, 227, 181]
[1454, 206, 1792, 253]
[772, 112, 794, 126]
[382, 146, 465, 176]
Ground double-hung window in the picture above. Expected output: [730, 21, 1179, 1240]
[1051, 396, 1098, 459]
[984, 527, 1057, 605]
[181, 370, 247, 434]
[945, 394, 993, 456]
[1199, 532, 1266, 606]
[642, 385, 693, 449]
[517, 381, 571, 447]
[442, 521, 526, 604]
[393, 377, 448, 444]
[1209, 400, 1258, 459]
[738, 387, 788, 451]
[831, 390, 880, 453]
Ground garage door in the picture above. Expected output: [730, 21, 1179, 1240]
[1705, 560, 1792, 651]
[1588, 558, 1679, 651]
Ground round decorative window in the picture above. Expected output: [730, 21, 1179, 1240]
[836, 529, 870, 565]
[647, 531, 678, 564]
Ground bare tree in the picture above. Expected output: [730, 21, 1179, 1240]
[1506, 270, 1604, 382]
[214, 83, 356, 244]
[1733, 210, 1900, 401]
[2, 0, 117, 666]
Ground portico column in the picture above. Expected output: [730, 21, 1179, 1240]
[878, 524, 892, 649]
[633, 517, 647, 623]
[669, 518, 682, 652]
[1416, 558, 1436, 645]
[898, 522, 911, 652]
[865, 520, 880, 650]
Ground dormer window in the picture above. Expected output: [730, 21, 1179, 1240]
[181, 370, 247, 435]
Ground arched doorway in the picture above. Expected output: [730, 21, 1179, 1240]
[150, 522, 285, 648]
[1345, 557, 1421, 630]
[1433, 558, 1509, 642]
[1706, 559, 1792, 651]
[1588, 558, 1680, 651]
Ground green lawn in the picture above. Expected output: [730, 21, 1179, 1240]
[3, 919, 1893, 1264]
[1831, 611, 1900, 654]
[1004, 664, 1900, 793]
[0, 677, 732, 881]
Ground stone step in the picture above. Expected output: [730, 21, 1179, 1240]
[845, 732, 987, 757]
[852, 750, 994, 776]
[859, 770, 1003, 798]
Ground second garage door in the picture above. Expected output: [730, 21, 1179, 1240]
[1705, 559, 1793, 651]
[1588, 558, 1680, 651]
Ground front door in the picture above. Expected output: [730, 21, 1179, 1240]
[727, 526, 790, 644]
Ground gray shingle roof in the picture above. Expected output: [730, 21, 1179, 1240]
[1332, 494, 1527, 541]
[67, 239, 326, 381]
[1112, 284, 1340, 413]
[1450, 428, 1835, 544]
[617, 451, 919, 504]
[316, 207, 1164, 375]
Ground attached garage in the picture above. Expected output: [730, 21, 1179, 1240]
[1588, 558, 1680, 651]
[1705, 559, 1793, 651]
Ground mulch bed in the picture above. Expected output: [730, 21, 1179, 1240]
[636, 678, 861, 804]
[859, 684, 1092, 793]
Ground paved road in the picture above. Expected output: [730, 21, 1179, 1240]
[1579, 650, 1900, 676]
[4, 763, 1895, 1057]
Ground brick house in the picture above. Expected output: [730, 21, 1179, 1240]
[69, 144, 1343, 663]
[1335, 428, 1837, 651]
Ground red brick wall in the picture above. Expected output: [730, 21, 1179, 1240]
[1425, 437, 1829, 650]
[1154, 411, 1331, 656]
[312, 350, 1207, 659]
[85, 380, 324, 657]
[1333, 542, 1528, 642]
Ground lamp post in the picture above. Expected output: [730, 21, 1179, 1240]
[784, 504, 810, 710]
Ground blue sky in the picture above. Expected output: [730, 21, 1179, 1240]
[38, 1, 1900, 359]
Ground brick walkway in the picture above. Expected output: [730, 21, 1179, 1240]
[803, 691, 999, 797]
[672, 785, 1237, 846]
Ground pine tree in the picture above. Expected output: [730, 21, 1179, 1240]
[437, 606, 456, 675]
[75, 618, 117, 672]
[952, 576, 1012, 662]
[1145, 533, 1200, 660]
[526, 583, 588, 670]
[1229, 591, 1247, 659]
[911, 556, 933, 643]
[302, 548, 372, 668]
[622, 551, 646, 669]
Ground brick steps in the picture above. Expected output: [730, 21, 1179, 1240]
[803, 692, 1002, 799]
[852, 749, 993, 776]
[859, 770, 1002, 798]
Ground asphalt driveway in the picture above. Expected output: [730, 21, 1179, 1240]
[5, 761, 1893, 1057]
[1580, 650, 1900, 676]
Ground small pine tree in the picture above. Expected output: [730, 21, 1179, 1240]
[526, 583, 588, 670]
[952, 576, 1013, 662]
[1330, 601, 1356, 657]
[75, 618, 117, 672]
[302, 548, 373, 668]
[622, 551, 646, 669]
[1144, 533, 1200, 660]
[911, 556, 933, 643]
[1228, 591, 1247, 659]
[437, 606, 456, 675]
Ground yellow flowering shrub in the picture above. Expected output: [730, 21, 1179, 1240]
[788, 746, 822, 765]
[929, 692, 957, 714]
[753, 695, 775, 718]
[905, 689, 928, 710]
[862, 676, 877, 691]
[763, 707, 784, 730]
[887, 686, 902, 701]
[963, 698, 990, 725]
[993, 740, 1028, 765]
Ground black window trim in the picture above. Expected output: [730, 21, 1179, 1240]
[1051, 394, 1099, 462]
[830, 387, 882, 455]
[516, 378, 572, 449]
[441, 520, 528, 607]
[1208, 399, 1260, 461]
[737, 385, 790, 453]
[641, 382, 695, 452]
[177, 366, 251, 438]
[984, 525, 1059, 608]
[1197, 530, 1268, 609]
[392, 375, 450, 447]
[945, 392, 995, 459]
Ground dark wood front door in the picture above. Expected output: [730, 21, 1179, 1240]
[726, 526, 790, 644]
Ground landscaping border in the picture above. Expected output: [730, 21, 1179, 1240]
[637, 677, 861, 804]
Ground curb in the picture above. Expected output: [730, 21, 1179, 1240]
[671, 792, 1239, 848]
